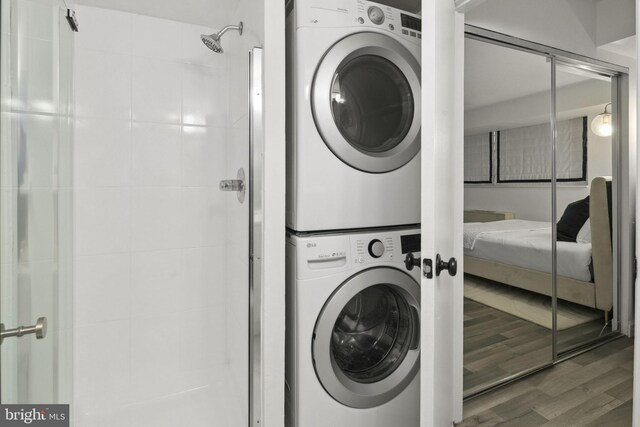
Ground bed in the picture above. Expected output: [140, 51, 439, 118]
[463, 177, 613, 312]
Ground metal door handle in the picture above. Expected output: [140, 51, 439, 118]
[0, 317, 47, 344]
[435, 254, 457, 277]
[404, 252, 420, 271]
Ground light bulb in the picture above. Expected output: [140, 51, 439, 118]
[590, 103, 613, 137]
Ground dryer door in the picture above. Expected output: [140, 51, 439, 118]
[312, 267, 420, 408]
[312, 32, 421, 173]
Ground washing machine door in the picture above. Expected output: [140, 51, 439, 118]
[312, 32, 421, 173]
[312, 267, 420, 408]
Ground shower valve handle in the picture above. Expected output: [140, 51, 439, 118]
[219, 168, 246, 203]
[219, 180, 244, 192]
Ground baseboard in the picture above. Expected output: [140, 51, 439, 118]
[624, 320, 634, 337]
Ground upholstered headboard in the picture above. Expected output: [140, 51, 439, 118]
[590, 176, 613, 312]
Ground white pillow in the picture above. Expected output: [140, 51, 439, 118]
[576, 218, 591, 244]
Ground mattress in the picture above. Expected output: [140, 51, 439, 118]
[464, 220, 593, 282]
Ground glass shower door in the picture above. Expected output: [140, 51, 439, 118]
[0, 0, 73, 405]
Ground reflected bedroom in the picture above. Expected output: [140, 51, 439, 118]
[463, 36, 620, 396]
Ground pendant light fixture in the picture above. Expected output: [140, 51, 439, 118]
[590, 103, 612, 137]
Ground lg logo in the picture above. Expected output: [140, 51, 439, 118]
[306, 242, 317, 248]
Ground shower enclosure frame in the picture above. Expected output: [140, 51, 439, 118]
[249, 46, 264, 427]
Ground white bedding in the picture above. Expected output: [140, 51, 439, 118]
[464, 220, 593, 282]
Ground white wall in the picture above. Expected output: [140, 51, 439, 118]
[74, 0, 233, 29]
[72, 6, 246, 426]
[596, 0, 635, 46]
[466, 0, 625, 58]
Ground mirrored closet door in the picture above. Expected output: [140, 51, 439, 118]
[463, 38, 553, 396]
[462, 29, 626, 397]
[553, 63, 617, 356]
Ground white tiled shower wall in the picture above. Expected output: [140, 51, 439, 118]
[72, 6, 247, 426]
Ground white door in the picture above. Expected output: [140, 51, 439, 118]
[420, 1, 465, 425]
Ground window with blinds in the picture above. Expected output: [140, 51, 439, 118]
[497, 117, 587, 183]
[463, 117, 587, 185]
[464, 133, 492, 184]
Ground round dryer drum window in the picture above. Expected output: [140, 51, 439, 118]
[313, 267, 420, 408]
[330, 56, 414, 155]
[312, 32, 421, 173]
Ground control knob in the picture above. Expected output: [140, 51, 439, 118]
[367, 6, 385, 25]
[368, 239, 385, 258]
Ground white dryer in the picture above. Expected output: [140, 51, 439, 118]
[286, 227, 421, 427]
[287, 0, 422, 232]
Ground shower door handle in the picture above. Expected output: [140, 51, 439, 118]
[0, 317, 47, 344]
[219, 168, 246, 203]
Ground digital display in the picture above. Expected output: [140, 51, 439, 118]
[401, 14, 421, 32]
[401, 234, 421, 254]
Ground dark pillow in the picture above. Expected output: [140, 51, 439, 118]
[557, 196, 590, 242]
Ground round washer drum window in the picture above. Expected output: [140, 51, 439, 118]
[331, 284, 413, 383]
[330, 55, 414, 154]
[312, 267, 421, 408]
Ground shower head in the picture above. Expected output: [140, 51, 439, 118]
[200, 22, 243, 54]
[201, 34, 223, 53]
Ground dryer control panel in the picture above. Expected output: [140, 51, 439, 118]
[296, 0, 422, 43]
[355, 0, 422, 40]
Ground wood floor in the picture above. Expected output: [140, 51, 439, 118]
[459, 331, 634, 425]
[464, 298, 611, 395]
[464, 299, 552, 394]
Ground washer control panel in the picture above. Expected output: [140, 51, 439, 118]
[352, 230, 420, 265]
[355, 235, 395, 263]
[292, 229, 420, 278]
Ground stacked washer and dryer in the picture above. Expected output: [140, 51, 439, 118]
[285, 0, 423, 426]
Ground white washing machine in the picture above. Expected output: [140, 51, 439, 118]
[286, 227, 421, 427]
[286, 0, 422, 232]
